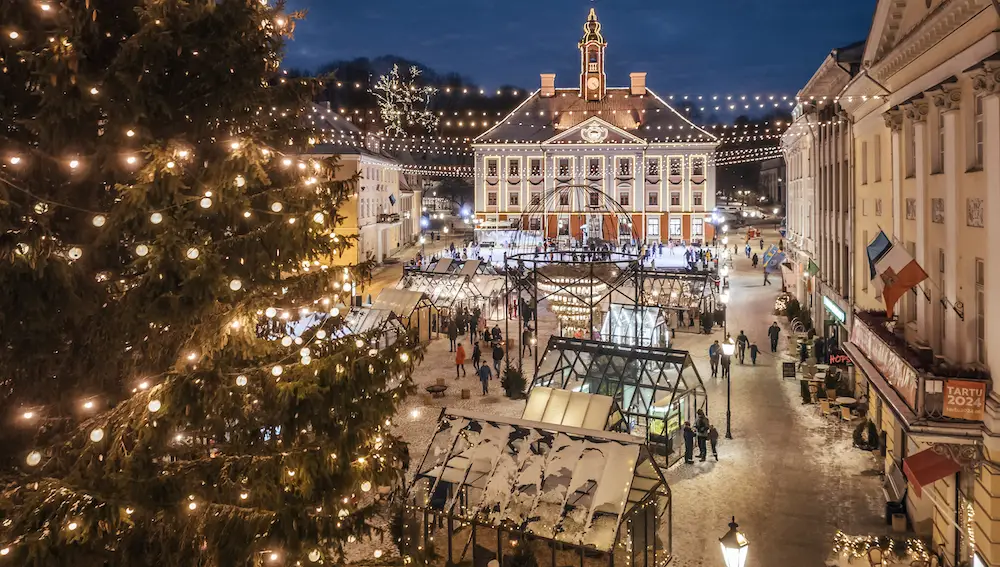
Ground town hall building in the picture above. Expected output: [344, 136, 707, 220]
[472, 9, 719, 246]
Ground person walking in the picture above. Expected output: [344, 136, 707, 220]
[492, 343, 504, 375]
[759, 237, 764, 250]
[682, 421, 696, 464]
[736, 331, 749, 364]
[478, 363, 492, 395]
[447, 320, 458, 352]
[695, 410, 710, 461]
[768, 321, 781, 352]
[472, 342, 482, 370]
[751, 253, 759, 268]
[745, 243, 751, 258]
[749, 341, 760, 365]
[521, 325, 533, 357]
[455, 343, 467, 378]
[763, 269, 771, 286]
[709, 340, 721, 378]
[708, 425, 720, 461]
[721, 351, 731, 381]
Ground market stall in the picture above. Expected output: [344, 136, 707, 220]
[531, 336, 707, 466]
[397, 269, 507, 320]
[521, 387, 626, 432]
[405, 408, 671, 567]
[599, 303, 671, 347]
[365, 288, 438, 343]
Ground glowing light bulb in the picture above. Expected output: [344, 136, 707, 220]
[67, 247, 82, 260]
[265, 307, 277, 318]
[361, 481, 372, 492]
[374, 550, 383, 559]
[126, 155, 137, 165]
[135, 244, 149, 257]
[236, 375, 247, 386]
[69, 159, 79, 169]
[287, 470, 295, 477]
[25, 451, 41, 466]
[301, 355, 312, 365]
[312, 212, 325, 224]
[230, 141, 240, 150]
[67, 522, 78, 531]
[186, 247, 199, 260]
[229, 279, 242, 291]
[8, 32, 19, 40]
[89, 87, 98, 94]
[147, 399, 161, 412]
[240, 492, 249, 500]
[150, 212, 163, 224]
[83, 401, 94, 409]
[281, 158, 292, 167]
[316, 330, 327, 339]
[234, 175, 246, 187]
[92, 215, 106, 227]
[308, 550, 322, 562]
[125, 508, 134, 515]
[166, 161, 175, 169]
[138, 381, 149, 390]
[355, 339, 365, 348]
[280, 336, 292, 347]
[329, 307, 340, 317]
[270, 202, 283, 212]
[188, 502, 197, 510]
[89, 428, 104, 442]
[270, 553, 279, 562]
[9, 156, 20, 164]
[199, 197, 212, 209]
[22, 411, 34, 419]
[126, 129, 135, 137]
[400, 353, 409, 362]
[271, 365, 283, 377]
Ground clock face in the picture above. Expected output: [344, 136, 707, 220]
[587, 77, 600, 90]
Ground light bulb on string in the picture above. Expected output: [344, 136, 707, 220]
[135, 244, 149, 257]
[89, 428, 104, 442]
[67, 247, 82, 260]
[270, 202, 283, 212]
[271, 365, 283, 377]
[234, 175, 246, 187]
[199, 197, 212, 209]
[25, 451, 41, 466]
[147, 399, 161, 412]
[265, 307, 277, 318]
[280, 336, 293, 347]
[150, 212, 163, 224]
[229, 279, 243, 291]
[92, 215, 107, 227]
[186, 247, 200, 260]
[236, 375, 247, 386]
[312, 212, 325, 224]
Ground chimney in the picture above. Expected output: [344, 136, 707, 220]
[630, 72, 647, 96]
[540, 74, 556, 97]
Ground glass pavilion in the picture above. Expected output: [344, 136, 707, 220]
[531, 336, 707, 466]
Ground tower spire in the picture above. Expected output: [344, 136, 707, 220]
[580, 8, 604, 45]
[579, 8, 607, 100]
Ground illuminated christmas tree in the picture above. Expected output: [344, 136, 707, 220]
[0, 1, 420, 565]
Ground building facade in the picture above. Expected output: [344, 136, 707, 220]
[838, 1, 999, 565]
[782, 41, 863, 343]
[472, 9, 718, 246]
[758, 157, 786, 205]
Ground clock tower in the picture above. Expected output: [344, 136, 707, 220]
[579, 8, 606, 101]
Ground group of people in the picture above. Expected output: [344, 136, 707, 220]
[682, 409, 720, 463]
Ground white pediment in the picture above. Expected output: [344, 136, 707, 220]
[543, 116, 645, 146]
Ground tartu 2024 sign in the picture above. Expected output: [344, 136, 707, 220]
[943, 380, 986, 420]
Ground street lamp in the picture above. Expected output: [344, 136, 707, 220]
[719, 517, 749, 567]
[719, 289, 730, 337]
[720, 338, 735, 439]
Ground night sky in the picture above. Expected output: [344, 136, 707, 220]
[283, 0, 876, 99]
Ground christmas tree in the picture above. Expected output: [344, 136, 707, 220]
[0, 1, 421, 565]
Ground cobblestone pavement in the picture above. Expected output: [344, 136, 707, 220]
[663, 227, 887, 567]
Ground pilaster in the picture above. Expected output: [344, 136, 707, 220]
[931, 84, 966, 362]
[883, 109, 904, 240]
[973, 64, 1000, 388]
[904, 99, 930, 340]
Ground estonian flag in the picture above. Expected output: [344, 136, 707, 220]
[866, 230, 928, 318]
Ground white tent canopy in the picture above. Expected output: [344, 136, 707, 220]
[409, 408, 669, 553]
[521, 387, 617, 431]
[372, 288, 427, 316]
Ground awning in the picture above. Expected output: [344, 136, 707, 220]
[903, 448, 961, 497]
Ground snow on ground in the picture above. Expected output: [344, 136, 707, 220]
[347, 226, 887, 566]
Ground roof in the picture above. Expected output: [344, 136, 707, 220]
[371, 288, 431, 317]
[522, 387, 615, 430]
[396, 270, 504, 310]
[409, 407, 668, 552]
[474, 88, 717, 145]
[532, 336, 705, 420]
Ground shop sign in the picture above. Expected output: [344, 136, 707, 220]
[823, 296, 846, 324]
[943, 380, 987, 420]
[828, 350, 853, 366]
[851, 318, 918, 410]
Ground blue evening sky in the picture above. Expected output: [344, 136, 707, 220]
[283, 0, 875, 98]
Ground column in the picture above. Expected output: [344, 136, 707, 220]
[905, 99, 930, 340]
[883, 109, 904, 240]
[932, 85, 967, 362]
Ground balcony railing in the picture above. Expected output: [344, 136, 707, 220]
[851, 311, 991, 422]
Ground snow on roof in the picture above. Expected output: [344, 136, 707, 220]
[409, 407, 667, 552]
[396, 271, 505, 310]
[371, 288, 430, 317]
[522, 387, 615, 431]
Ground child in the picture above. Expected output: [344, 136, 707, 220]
[708, 425, 720, 461]
[749, 341, 759, 365]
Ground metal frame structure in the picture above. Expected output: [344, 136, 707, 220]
[405, 407, 671, 567]
[503, 250, 644, 375]
[639, 269, 720, 334]
[398, 269, 507, 320]
[530, 336, 708, 465]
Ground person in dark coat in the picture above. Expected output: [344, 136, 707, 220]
[749, 341, 760, 365]
[736, 331, 749, 364]
[695, 410, 710, 461]
[721, 352, 731, 381]
[491, 324, 502, 342]
[759, 237, 764, 250]
[709, 340, 721, 378]
[478, 363, 492, 395]
[472, 342, 482, 370]
[492, 343, 504, 375]
[447, 320, 458, 352]
[682, 421, 696, 464]
[708, 425, 720, 461]
[521, 326, 533, 357]
[768, 322, 781, 352]
[751, 253, 759, 268]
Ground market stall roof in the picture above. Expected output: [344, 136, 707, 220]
[431, 258, 454, 274]
[409, 407, 669, 552]
[531, 337, 706, 421]
[397, 271, 505, 311]
[641, 270, 718, 310]
[522, 387, 616, 430]
[371, 288, 432, 318]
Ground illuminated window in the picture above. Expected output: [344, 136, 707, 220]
[647, 192, 658, 206]
[529, 159, 541, 177]
[669, 217, 682, 237]
[647, 217, 659, 237]
[558, 159, 570, 177]
[669, 158, 682, 177]
[670, 192, 680, 206]
[692, 217, 704, 236]
[646, 159, 659, 176]
[486, 159, 498, 177]
[589, 158, 601, 176]
[618, 158, 631, 177]
[487, 192, 497, 206]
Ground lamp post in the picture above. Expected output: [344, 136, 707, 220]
[719, 516, 749, 567]
[719, 289, 730, 338]
[720, 338, 735, 439]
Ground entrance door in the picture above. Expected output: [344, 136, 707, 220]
[586, 214, 602, 245]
